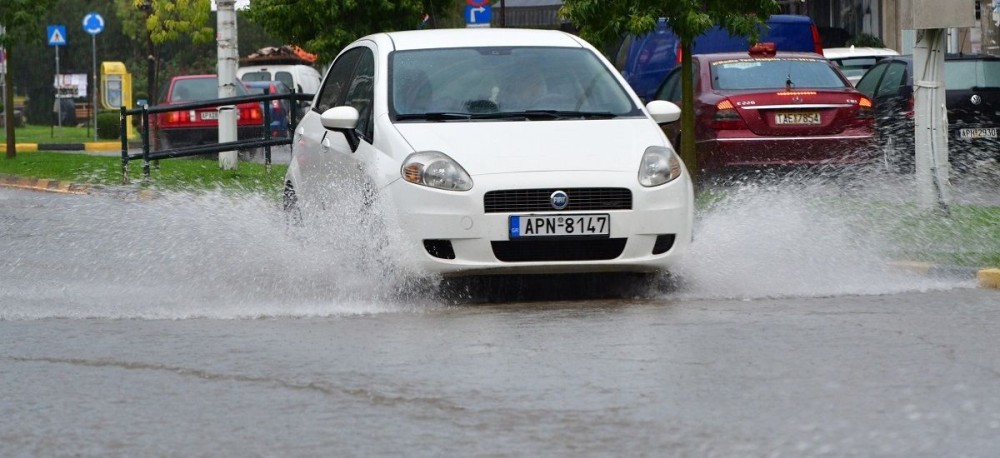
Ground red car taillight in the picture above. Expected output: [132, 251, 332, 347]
[240, 105, 262, 123]
[856, 97, 874, 119]
[906, 96, 915, 118]
[711, 99, 745, 130]
[163, 110, 193, 125]
[811, 24, 824, 55]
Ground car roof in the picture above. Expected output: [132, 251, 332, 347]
[369, 28, 587, 52]
[693, 51, 827, 62]
[823, 46, 900, 58]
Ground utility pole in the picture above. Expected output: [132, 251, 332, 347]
[216, 0, 239, 170]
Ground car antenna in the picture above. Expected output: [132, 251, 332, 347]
[785, 73, 794, 90]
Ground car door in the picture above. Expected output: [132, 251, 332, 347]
[295, 47, 364, 200]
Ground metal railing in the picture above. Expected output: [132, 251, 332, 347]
[118, 90, 314, 183]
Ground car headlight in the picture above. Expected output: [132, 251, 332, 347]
[638, 145, 683, 187]
[401, 151, 473, 191]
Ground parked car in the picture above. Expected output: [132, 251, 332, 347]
[238, 63, 321, 116]
[652, 43, 876, 177]
[611, 15, 824, 102]
[244, 80, 292, 138]
[823, 46, 900, 86]
[285, 28, 693, 278]
[854, 54, 1000, 174]
[154, 75, 264, 154]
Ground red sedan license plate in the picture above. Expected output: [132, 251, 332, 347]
[200, 111, 218, 120]
[509, 214, 610, 238]
[775, 112, 820, 125]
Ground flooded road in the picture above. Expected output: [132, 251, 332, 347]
[2, 171, 998, 456]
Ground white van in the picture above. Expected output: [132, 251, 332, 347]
[237, 64, 322, 96]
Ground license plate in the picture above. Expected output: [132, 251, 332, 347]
[959, 127, 997, 139]
[200, 111, 218, 120]
[774, 112, 820, 125]
[509, 214, 610, 238]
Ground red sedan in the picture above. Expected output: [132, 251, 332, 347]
[653, 44, 875, 176]
[154, 74, 264, 152]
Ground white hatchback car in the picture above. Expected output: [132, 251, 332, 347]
[285, 28, 693, 277]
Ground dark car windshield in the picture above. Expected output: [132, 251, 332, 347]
[944, 59, 1000, 90]
[711, 58, 848, 90]
[389, 46, 640, 120]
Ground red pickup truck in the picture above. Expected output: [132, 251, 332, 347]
[154, 74, 265, 154]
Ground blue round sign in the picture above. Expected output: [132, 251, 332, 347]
[83, 12, 104, 35]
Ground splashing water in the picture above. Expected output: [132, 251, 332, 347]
[2, 164, 983, 319]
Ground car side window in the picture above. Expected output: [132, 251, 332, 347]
[654, 68, 682, 102]
[344, 48, 375, 142]
[854, 62, 887, 98]
[314, 48, 364, 113]
[876, 62, 906, 98]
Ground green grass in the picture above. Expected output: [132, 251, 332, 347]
[0, 151, 287, 199]
[1, 124, 100, 144]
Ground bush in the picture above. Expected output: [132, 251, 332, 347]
[847, 34, 886, 48]
[96, 111, 120, 140]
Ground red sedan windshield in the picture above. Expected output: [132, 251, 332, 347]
[711, 58, 847, 91]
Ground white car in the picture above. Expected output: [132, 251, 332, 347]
[285, 28, 693, 277]
[823, 46, 900, 86]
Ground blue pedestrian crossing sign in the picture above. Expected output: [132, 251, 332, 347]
[83, 13, 105, 35]
[47, 25, 67, 47]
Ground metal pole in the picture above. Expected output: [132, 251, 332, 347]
[93, 34, 98, 141]
[56, 45, 61, 128]
[120, 106, 129, 184]
[217, 0, 239, 170]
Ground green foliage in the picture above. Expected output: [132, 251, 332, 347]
[847, 33, 886, 48]
[0, 0, 58, 47]
[244, 0, 455, 63]
[97, 112, 121, 140]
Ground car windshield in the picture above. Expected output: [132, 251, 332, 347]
[710, 58, 847, 90]
[944, 59, 1000, 90]
[831, 56, 884, 80]
[389, 46, 640, 120]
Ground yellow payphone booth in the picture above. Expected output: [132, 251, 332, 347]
[101, 61, 133, 138]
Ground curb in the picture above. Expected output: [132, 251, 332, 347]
[14, 142, 125, 152]
[892, 261, 1000, 290]
[0, 175, 91, 195]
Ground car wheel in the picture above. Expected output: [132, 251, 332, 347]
[283, 183, 303, 227]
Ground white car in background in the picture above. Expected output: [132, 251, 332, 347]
[284, 28, 693, 278]
[824, 46, 900, 86]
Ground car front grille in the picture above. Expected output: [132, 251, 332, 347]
[484, 188, 632, 213]
[491, 238, 627, 262]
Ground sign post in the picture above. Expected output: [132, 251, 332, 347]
[84, 12, 105, 141]
[47, 25, 68, 129]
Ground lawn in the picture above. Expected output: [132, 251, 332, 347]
[0, 151, 286, 199]
[1, 124, 101, 144]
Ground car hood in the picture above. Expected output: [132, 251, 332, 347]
[390, 118, 668, 175]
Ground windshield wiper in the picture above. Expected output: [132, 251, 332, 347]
[396, 112, 472, 121]
[480, 110, 618, 120]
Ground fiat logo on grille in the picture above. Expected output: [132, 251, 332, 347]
[550, 190, 569, 210]
[971, 94, 982, 105]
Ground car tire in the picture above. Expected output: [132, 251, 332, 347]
[283, 183, 303, 227]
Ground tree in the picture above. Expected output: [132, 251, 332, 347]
[114, 0, 214, 106]
[561, 0, 779, 183]
[1, 0, 59, 158]
[244, 0, 458, 64]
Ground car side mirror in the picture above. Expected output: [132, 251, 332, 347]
[645, 100, 681, 125]
[321, 106, 360, 152]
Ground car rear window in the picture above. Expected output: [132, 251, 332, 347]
[710, 58, 847, 90]
[944, 60, 1000, 90]
[241, 71, 272, 82]
[169, 78, 248, 102]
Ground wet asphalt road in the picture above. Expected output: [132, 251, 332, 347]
[2, 179, 999, 457]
